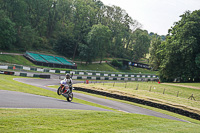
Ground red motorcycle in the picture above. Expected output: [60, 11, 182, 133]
[57, 84, 73, 102]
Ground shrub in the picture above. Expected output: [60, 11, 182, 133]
[111, 60, 123, 68]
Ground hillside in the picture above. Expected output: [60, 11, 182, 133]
[0, 53, 157, 74]
[0, 54, 36, 66]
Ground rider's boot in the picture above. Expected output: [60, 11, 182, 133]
[69, 87, 72, 93]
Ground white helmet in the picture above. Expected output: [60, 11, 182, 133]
[66, 73, 70, 79]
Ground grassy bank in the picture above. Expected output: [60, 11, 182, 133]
[50, 84, 200, 124]
[118, 67, 157, 74]
[0, 55, 36, 66]
[1, 108, 200, 133]
[74, 82, 200, 114]
[0, 54, 72, 72]
[77, 63, 157, 74]
[0, 54, 157, 74]
[77, 63, 119, 72]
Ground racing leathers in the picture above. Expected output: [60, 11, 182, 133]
[60, 77, 73, 93]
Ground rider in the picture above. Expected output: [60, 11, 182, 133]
[60, 73, 73, 93]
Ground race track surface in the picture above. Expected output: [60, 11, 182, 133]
[0, 90, 109, 111]
[0, 78, 188, 122]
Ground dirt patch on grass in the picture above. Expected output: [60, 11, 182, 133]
[162, 83, 200, 90]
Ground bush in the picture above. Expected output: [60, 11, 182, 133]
[111, 60, 123, 68]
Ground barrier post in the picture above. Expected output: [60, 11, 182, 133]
[163, 88, 165, 94]
[149, 86, 152, 92]
[177, 91, 179, 97]
[136, 84, 139, 90]
[125, 82, 127, 88]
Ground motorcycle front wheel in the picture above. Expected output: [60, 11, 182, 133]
[57, 87, 62, 95]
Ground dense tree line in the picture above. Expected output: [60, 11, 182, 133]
[149, 10, 200, 82]
[2, 0, 198, 82]
[0, 0, 151, 63]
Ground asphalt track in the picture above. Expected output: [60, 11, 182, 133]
[0, 90, 109, 111]
[1, 78, 188, 122]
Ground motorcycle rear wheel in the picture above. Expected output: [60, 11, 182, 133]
[67, 93, 73, 102]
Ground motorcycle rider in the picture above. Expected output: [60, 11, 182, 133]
[60, 73, 73, 93]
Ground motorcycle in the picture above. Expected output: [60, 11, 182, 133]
[57, 84, 73, 102]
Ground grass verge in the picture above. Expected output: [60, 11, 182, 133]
[73, 82, 200, 115]
[74, 90, 200, 124]
[1, 108, 200, 133]
[50, 85, 200, 124]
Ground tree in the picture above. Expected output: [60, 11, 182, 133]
[0, 10, 16, 50]
[71, 0, 101, 60]
[0, 0, 147, 63]
[159, 10, 200, 82]
[87, 24, 111, 63]
[0, 0, 29, 27]
[195, 53, 200, 69]
[54, 32, 76, 58]
[102, 5, 140, 58]
[132, 29, 150, 62]
[149, 35, 164, 70]
[78, 43, 90, 64]
[17, 25, 40, 51]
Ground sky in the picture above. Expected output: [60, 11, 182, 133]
[100, 0, 200, 35]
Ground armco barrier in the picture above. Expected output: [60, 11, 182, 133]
[0, 71, 14, 75]
[1, 64, 158, 81]
[59, 75, 157, 81]
[39, 75, 50, 79]
[3, 71, 14, 75]
[74, 87, 200, 120]
[0, 70, 50, 79]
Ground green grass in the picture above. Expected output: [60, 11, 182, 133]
[77, 63, 119, 72]
[74, 82, 200, 114]
[119, 67, 157, 74]
[1, 108, 200, 133]
[0, 55, 36, 66]
[77, 62, 157, 74]
[1, 75, 200, 132]
[50, 85, 200, 124]
[0, 54, 72, 71]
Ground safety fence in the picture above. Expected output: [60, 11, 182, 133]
[0, 71, 50, 78]
[0, 64, 158, 81]
[0, 70, 157, 81]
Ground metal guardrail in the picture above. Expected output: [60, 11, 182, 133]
[0, 65, 158, 81]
